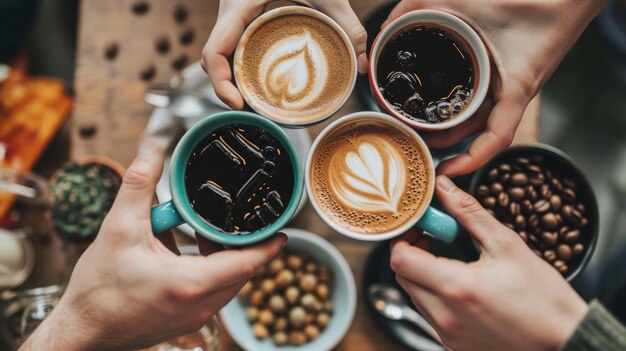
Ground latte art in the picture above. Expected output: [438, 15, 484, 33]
[260, 32, 328, 110]
[329, 138, 407, 214]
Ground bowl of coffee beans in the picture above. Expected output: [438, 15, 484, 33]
[470, 144, 599, 281]
[220, 228, 356, 351]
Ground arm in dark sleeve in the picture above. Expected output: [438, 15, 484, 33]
[559, 300, 626, 351]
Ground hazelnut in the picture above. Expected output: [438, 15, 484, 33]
[260, 279, 276, 294]
[289, 306, 307, 327]
[275, 269, 294, 287]
[287, 255, 303, 270]
[285, 286, 300, 305]
[246, 306, 259, 322]
[274, 317, 288, 331]
[300, 274, 317, 292]
[312, 299, 323, 311]
[301, 293, 317, 309]
[239, 281, 254, 298]
[252, 323, 269, 339]
[258, 309, 274, 325]
[315, 284, 329, 299]
[269, 258, 284, 273]
[289, 331, 307, 345]
[273, 332, 288, 345]
[269, 295, 286, 312]
[317, 312, 330, 327]
[323, 301, 333, 313]
[318, 266, 331, 283]
[305, 312, 315, 324]
[305, 324, 320, 340]
[250, 290, 264, 306]
[304, 262, 317, 273]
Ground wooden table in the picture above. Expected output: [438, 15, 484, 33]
[71, 1, 540, 350]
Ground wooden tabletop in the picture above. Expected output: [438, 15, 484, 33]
[72, 1, 539, 350]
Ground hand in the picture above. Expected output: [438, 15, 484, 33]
[202, 0, 368, 110]
[391, 175, 588, 351]
[20, 141, 286, 351]
[384, 0, 607, 176]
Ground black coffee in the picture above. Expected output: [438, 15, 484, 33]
[377, 25, 474, 123]
[185, 124, 294, 234]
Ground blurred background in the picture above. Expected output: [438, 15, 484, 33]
[1, 0, 625, 350]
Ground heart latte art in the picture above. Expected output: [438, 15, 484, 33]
[259, 32, 327, 110]
[329, 139, 406, 214]
[310, 120, 431, 235]
[237, 14, 354, 124]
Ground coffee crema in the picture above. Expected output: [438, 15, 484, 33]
[310, 120, 431, 234]
[236, 14, 354, 124]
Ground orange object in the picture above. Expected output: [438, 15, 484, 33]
[0, 64, 72, 219]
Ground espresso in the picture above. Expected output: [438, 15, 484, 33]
[309, 119, 431, 234]
[185, 124, 294, 234]
[237, 13, 354, 124]
[377, 25, 475, 123]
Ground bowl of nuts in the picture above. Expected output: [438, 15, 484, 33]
[219, 227, 357, 351]
[470, 144, 599, 281]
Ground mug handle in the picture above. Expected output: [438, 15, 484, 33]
[416, 206, 460, 243]
[151, 200, 185, 234]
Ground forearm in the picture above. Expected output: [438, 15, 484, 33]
[558, 300, 626, 351]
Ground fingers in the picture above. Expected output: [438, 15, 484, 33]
[383, 0, 431, 27]
[395, 275, 451, 334]
[195, 232, 224, 256]
[436, 95, 527, 177]
[196, 233, 287, 291]
[390, 232, 462, 292]
[315, 1, 368, 74]
[109, 140, 165, 219]
[435, 175, 518, 255]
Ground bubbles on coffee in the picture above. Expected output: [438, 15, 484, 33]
[185, 125, 293, 234]
[377, 25, 475, 123]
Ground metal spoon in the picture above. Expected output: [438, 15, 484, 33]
[368, 283, 443, 344]
[145, 83, 228, 120]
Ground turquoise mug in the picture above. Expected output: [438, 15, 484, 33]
[150, 111, 304, 246]
[305, 112, 460, 243]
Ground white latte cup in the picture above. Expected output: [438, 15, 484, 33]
[306, 112, 460, 243]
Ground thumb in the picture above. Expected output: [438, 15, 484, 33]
[109, 140, 165, 219]
[316, 1, 368, 74]
[435, 175, 519, 256]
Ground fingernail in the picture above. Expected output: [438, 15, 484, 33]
[437, 175, 455, 192]
[357, 53, 368, 74]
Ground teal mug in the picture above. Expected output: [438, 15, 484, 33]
[151, 111, 303, 246]
[305, 112, 459, 243]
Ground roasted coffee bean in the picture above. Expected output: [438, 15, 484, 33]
[529, 233, 539, 245]
[561, 204, 573, 218]
[490, 182, 504, 195]
[528, 189, 538, 201]
[550, 177, 563, 191]
[514, 215, 526, 229]
[132, 1, 150, 15]
[516, 157, 530, 166]
[564, 229, 580, 244]
[557, 244, 572, 261]
[499, 164, 511, 173]
[555, 213, 563, 225]
[477, 185, 490, 197]
[155, 36, 170, 54]
[575, 203, 586, 213]
[521, 200, 533, 214]
[541, 213, 558, 229]
[549, 195, 562, 211]
[527, 164, 541, 174]
[563, 178, 577, 189]
[540, 184, 552, 198]
[529, 173, 545, 186]
[499, 172, 511, 184]
[509, 202, 521, 216]
[508, 187, 525, 201]
[529, 214, 539, 229]
[533, 199, 550, 213]
[104, 42, 119, 60]
[569, 208, 583, 226]
[562, 188, 576, 203]
[543, 250, 557, 262]
[581, 217, 589, 227]
[559, 226, 570, 238]
[481, 197, 496, 208]
[488, 168, 499, 181]
[510, 173, 528, 186]
[541, 231, 558, 247]
[518, 231, 528, 243]
[139, 65, 156, 81]
[573, 243, 584, 256]
[553, 260, 568, 275]
[498, 192, 510, 207]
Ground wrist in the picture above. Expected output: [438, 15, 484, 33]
[544, 296, 589, 351]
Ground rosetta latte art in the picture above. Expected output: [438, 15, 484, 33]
[328, 137, 407, 214]
[259, 32, 328, 110]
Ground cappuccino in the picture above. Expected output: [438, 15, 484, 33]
[309, 118, 431, 234]
[235, 7, 356, 126]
